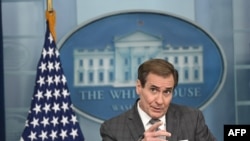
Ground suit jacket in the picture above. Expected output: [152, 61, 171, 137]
[100, 100, 216, 141]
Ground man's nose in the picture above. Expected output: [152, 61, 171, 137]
[155, 93, 164, 104]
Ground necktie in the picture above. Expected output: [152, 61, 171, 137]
[149, 119, 166, 139]
[149, 119, 161, 131]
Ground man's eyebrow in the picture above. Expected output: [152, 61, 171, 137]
[149, 84, 159, 88]
[149, 84, 173, 90]
[163, 87, 173, 91]
[165, 87, 173, 89]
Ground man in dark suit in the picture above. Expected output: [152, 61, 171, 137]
[100, 58, 216, 141]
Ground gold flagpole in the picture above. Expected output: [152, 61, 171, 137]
[47, 0, 53, 12]
[46, 0, 56, 41]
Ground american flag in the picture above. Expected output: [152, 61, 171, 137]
[20, 19, 85, 141]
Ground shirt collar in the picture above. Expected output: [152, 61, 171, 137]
[137, 100, 166, 130]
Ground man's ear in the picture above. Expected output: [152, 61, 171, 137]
[136, 79, 141, 95]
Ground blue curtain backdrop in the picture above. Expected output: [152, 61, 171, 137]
[0, 0, 6, 140]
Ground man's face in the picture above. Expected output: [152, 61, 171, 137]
[136, 73, 174, 119]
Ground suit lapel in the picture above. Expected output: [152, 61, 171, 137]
[125, 101, 180, 141]
[166, 104, 179, 141]
[127, 101, 145, 141]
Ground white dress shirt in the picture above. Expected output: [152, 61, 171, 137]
[137, 101, 166, 130]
